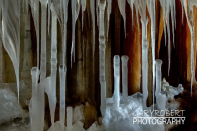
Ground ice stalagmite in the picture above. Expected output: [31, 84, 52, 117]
[2, 0, 20, 103]
[155, 59, 166, 110]
[147, 0, 156, 109]
[139, 0, 148, 109]
[121, 56, 129, 98]
[31, 67, 40, 131]
[113, 56, 120, 108]
[99, 0, 106, 116]
[67, 107, 73, 130]
[90, 0, 96, 55]
[59, 65, 67, 129]
[81, 0, 86, 31]
[118, 0, 126, 36]
[107, 0, 111, 39]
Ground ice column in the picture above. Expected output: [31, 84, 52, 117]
[99, 0, 106, 116]
[114, 55, 120, 108]
[31, 67, 40, 131]
[121, 55, 129, 98]
[155, 59, 162, 105]
[40, 0, 48, 130]
[59, 65, 67, 129]
[67, 107, 73, 129]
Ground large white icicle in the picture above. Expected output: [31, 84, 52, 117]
[139, 0, 148, 109]
[59, 65, 67, 129]
[99, 0, 106, 116]
[107, 0, 111, 39]
[90, 0, 96, 55]
[2, 0, 20, 103]
[113, 55, 120, 108]
[31, 67, 40, 131]
[81, 0, 86, 31]
[121, 55, 129, 98]
[118, 0, 126, 36]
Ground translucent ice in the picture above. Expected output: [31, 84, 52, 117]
[113, 55, 120, 108]
[121, 55, 129, 98]
[2, 0, 20, 103]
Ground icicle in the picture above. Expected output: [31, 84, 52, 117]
[170, 0, 175, 48]
[48, 0, 51, 35]
[118, 0, 126, 36]
[97, 0, 100, 27]
[81, 0, 86, 31]
[59, 65, 67, 129]
[71, 0, 76, 67]
[134, 0, 139, 28]
[2, 0, 20, 104]
[107, 0, 111, 39]
[90, 0, 96, 55]
[99, 0, 106, 116]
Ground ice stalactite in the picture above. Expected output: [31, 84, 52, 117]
[121, 56, 129, 98]
[113, 55, 120, 108]
[81, 0, 86, 31]
[71, 0, 80, 67]
[31, 67, 40, 131]
[29, 0, 40, 79]
[139, 0, 148, 109]
[134, 0, 139, 28]
[90, 0, 96, 55]
[118, 0, 126, 36]
[170, 0, 175, 48]
[97, 0, 100, 27]
[99, 0, 106, 116]
[107, 0, 111, 39]
[59, 65, 67, 129]
[22, 0, 28, 13]
[183, 0, 195, 97]
[127, 0, 134, 28]
[48, 0, 51, 35]
[2, 0, 20, 103]
[147, 0, 156, 109]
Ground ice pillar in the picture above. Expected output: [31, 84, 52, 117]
[114, 55, 120, 108]
[121, 55, 129, 98]
[67, 107, 73, 129]
[99, 0, 106, 115]
[155, 59, 162, 104]
[141, 18, 149, 109]
[59, 65, 67, 129]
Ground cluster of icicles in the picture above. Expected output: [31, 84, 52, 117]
[0, 0, 196, 130]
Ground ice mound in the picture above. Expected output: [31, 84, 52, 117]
[73, 104, 85, 123]
[102, 92, 165, 131]
[0, 88, 28, 124]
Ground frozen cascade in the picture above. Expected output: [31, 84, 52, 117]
[81, 0, 86, 31]
[118, 0, 126, 36]
[90, 0, 96, 55]
[113, 55, 120, 108]
[99, 0, 106, 116]
[59, 65, 67, 129]
[147, 0, 156, 109]
[139, 0, 148, 109]
[121, 55, 129, 98]
[2, 0, 20, 103]
[107, 0, 111, 39]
